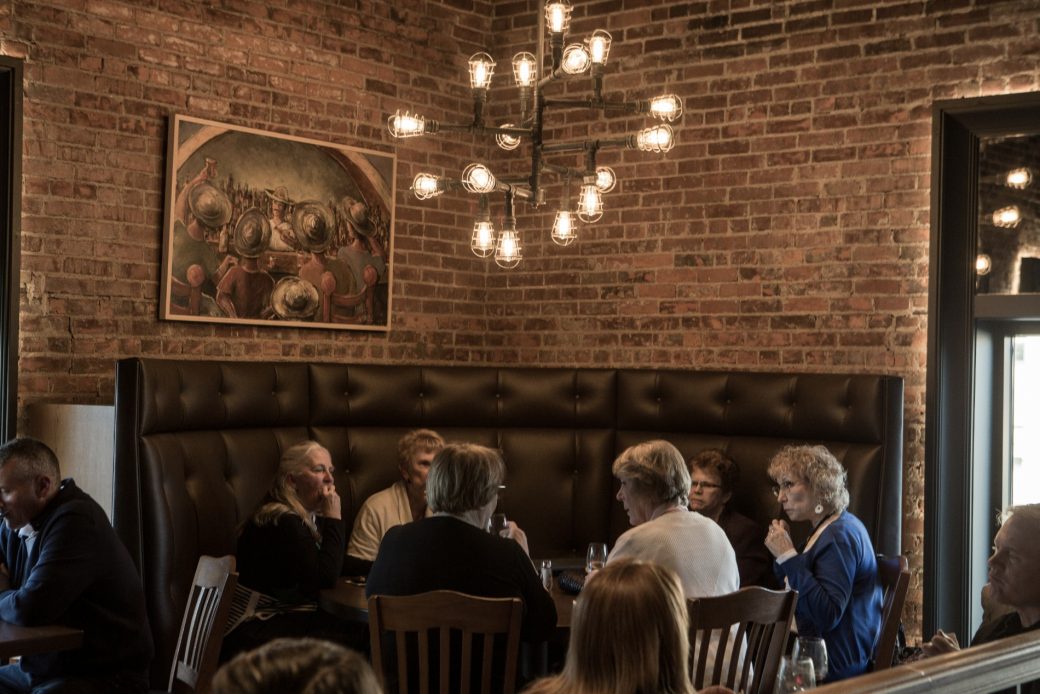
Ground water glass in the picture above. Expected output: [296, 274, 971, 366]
[585, 542, 608, 574]
[793, 637, 828, 682]
[488, 512, 509, 537]
[539, 559, 553, 591]
[774, 655, 815, 693]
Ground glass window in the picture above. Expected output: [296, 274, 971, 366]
[1010, 334, 1040, 504]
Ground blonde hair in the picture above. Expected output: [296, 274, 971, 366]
[524, 559, 693, 694]
[611, 440, 691, 507]
[426, 443, 504, 515]
[398, 429, 444, 468]
[252, 441, 328, 541]
[767, 444, 850, 514]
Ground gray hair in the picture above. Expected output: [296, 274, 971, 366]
[612, 440, 691, 507]
[767, 445, 850, 514]
[0, 437, 61, 482]
[426, 443, 504, 515]
[1000, 503, 1040, 532]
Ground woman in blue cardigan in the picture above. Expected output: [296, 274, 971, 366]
[764, 445, 882, 682]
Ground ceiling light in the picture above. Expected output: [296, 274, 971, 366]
[387, 0, 682, 268]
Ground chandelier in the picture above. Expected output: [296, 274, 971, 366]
[388, 0, 683, 269]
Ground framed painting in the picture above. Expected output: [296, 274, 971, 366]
[160, 114, 395, 331]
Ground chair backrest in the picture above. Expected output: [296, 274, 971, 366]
[688, 587, 798, 694]
[368, 591, 523, 694]
[872, 554, 910, 672]
[169, 555, 238, 694]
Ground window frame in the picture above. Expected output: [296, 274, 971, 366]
[926, 91, 1040, 639]
[0, 57, 22, 443]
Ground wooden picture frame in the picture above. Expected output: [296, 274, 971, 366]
[160, 114, 395, 331]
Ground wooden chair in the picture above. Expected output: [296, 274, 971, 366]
[167, 555, 237, 694]
[687, 587, 798, 694]
[368, 591, 523, 694]
[872, 554, 910, 672]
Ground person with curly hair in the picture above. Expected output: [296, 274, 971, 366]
[765, 444, 882, 681]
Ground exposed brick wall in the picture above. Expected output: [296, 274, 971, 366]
[4, 0, 1040, 641]
[482, 0, 1040, 641]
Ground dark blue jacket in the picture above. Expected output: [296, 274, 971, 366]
[773, 511, 882, 682]
[0, 479, 153, 685]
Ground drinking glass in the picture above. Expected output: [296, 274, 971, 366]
[539, 559, 553, 591]
[585, 542, 608, 574]
[774, 655, 815, 693]
[489, 512, 509, 537]
[793, 637, 828, 682]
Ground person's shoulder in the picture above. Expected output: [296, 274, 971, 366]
[832, 511, 872, 540]
[48, 482, 107, 523]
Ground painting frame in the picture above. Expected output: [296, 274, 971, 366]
[159, 114, 395, 331]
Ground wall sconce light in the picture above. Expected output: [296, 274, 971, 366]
[993, 205, 1022, 228]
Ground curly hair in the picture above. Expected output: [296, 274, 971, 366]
[611, 440, 691, 507]
[767, 445, 849, 514]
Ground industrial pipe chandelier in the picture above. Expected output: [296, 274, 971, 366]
[388, 0, 683, 268]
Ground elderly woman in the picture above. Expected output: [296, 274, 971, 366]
[222, 441, 351, 659]
[524, 559, 696, 694]
[346, 428, 445, 575]
[366, 443, 556, 642]
[688, 448, 776, 588]
[765, 444, 882, 682]
[609, 440, 739, 598]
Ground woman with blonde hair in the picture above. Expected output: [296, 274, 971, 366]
[222, 441, 356, 660]
[525, 559, 698, 694]
[764, 445, 881, 681]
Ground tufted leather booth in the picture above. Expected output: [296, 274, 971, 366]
[112, 358, 903, 686]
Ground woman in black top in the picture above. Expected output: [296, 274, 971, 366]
[222, 440, 354, 660]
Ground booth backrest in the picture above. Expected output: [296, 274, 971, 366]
[112, 358, 903, 686]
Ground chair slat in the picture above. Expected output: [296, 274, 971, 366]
[168, 555, 237, 694]
[688, 587, 798, 694]
[368, 591, 523, 694]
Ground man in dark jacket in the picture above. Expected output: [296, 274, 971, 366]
[0, 437, 153, 693]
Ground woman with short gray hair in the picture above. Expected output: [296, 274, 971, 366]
[367, 443, 556, 645]
[609, 440, 739, 598]
[765, 444, 881, 682]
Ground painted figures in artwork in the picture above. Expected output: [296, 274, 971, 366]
[168, 162, 391, 326]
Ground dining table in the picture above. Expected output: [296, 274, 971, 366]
[0, 621, 84, 661]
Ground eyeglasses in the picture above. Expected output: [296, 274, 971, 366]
[690, 481, 722, 491]
[771, 480, 797, 497]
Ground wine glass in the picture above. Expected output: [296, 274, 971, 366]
[488, 512, 509, 537]
[585, 542, 608, 574]
[793, 637, 828, 683]
[774, 655, 815, 693]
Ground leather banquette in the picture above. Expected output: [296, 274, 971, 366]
[112, 358, 904, 686]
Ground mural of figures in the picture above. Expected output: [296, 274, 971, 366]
[160, 114, 395, 331]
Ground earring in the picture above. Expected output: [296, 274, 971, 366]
[814, 503, 824, 515]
